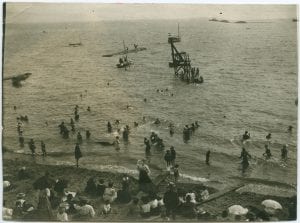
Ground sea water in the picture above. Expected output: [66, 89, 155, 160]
[2, 19, 297, 189]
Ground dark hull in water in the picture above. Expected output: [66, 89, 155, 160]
[103, 47, 147, 57]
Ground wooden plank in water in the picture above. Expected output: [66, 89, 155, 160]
[197, 184, 245, 206]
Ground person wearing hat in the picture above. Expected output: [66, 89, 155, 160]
[163, 182, 179, 220]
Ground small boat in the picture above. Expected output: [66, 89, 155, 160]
[116, 41, 133, 69]
[168, 23, 181, 43]
[68, 42, 82, 47]
[102, 47, 146, 57]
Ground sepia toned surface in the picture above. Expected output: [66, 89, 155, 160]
[2, 3, 297, 221]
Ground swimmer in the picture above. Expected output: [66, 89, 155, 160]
[242, 131, 250, 141]
[144, 98, 147, 103]
[45, 121, 48, 126]
[87, 106, 91, 112]
[107, 82, 110, 86]
[288, 125, 293, 133]
[134, 122, 139, 127]
[142, 116, 146, 122]
[263, 145, 272, 159]
[154, 118, 160, 125]
[266, 133, 272, 140]
[13, 106, 17, 110]
[41, 141, 46, 157]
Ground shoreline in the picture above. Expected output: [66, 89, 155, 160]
[3, 148, 297, 196]
[3, 151, 296, 221]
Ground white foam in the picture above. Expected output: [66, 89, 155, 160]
[180, 173, 209, 182]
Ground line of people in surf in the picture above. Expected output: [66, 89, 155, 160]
[240, 129, 291, 173]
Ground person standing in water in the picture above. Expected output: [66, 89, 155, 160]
[114, 136, 120, 151]
[74, 143, 82, 168]
[281, 145, 288, 161]
[41, 141, 47, 157]
[240, 148, 251, 173]
[206, 150, 211, 166]
[263, 145, 272, 160]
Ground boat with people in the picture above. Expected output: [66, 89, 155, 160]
[116, 41, 133, 69]
[116, 56, 132, 68]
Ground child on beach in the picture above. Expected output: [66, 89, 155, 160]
[102, 200, 111, 216]
[57, 205, 68, 221]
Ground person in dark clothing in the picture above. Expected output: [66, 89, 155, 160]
[288, 125, 293, 133]
[144, 138, 151, 156]
[266, 133, 272, 140]
[242, 131, 250, 141]
[41, 141, 47, 157]
[173, 164, 179, 182]
[164, 150, 172, 167]
[163, 183, 179, 220]
[263, 145, 272, 159]
[18, 167, 30, 180]
[74, 143, 82, 168]
[169, 124, 175, 136]
[107, 122, 112, 133]
[205, 150, 210, 166]
[28, 139, 36, 156]
[97, 179, 106, 197]
[86, 130, 91, 140]
[240, 148, 251, 173]
[85, 177, 97, 196]
[59, 122, 65, 134]
[117, 182, 132, 204]
[19, 135, 24, 147]
[170, 147, 176, 166]
[54, 179, 68, 196]
[77, 132, 83, 143]
[281, 145, 288, 161]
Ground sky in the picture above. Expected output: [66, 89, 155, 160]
[4, 3, 298, 23]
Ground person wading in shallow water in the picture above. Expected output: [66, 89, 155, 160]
[240, 147, 251, 173]
[206, 150, 211, 166]
[74, 143, 82, 168]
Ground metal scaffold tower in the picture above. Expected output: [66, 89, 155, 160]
[168, 37, 203, 84]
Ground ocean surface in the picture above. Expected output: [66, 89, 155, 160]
[2, 19, 297, 190]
